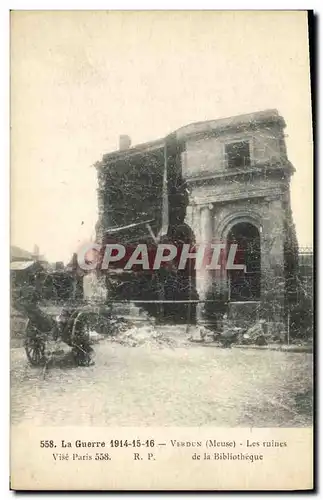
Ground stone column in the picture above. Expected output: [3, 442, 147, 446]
[95, 185, 105, 244]
[196, 204, 214, 322]
[184, 204, 193, 228]
[260, 198, 286, 333]
[186, 198, 201, 243]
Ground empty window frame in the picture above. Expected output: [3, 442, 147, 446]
[225, 140, 251, 168]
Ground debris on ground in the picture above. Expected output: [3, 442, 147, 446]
[107, 316, 130, 334]
[88, 331, 105, 343]
[241, 320, 268, 346]
[109, 324, 190, 348]
[188, 325, 215, 343]
[214, 314, 243, 347]
[220, 327, 243, 347]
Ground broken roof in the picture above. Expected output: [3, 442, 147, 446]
[10, 260, 39, 271]
[98, 109, 285, 165]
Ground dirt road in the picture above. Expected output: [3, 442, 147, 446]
[11, 338, 313, 427]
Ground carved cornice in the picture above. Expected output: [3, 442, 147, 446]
[190, 187, 283, 206]
[185, 161, 294, 186]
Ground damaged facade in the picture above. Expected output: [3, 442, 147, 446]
[95, 109, 298, 332]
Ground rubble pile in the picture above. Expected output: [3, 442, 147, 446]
[241, 320, 268, 346]
[188, 325, 216, 343]
[186, 316, 286, 347]
[109, 324, 181, 348]
[84, 311, 287, 349]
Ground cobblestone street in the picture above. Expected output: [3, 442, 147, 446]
[11, 337, 313, 428]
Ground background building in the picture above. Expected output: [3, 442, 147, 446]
[96, 110, 302, 334]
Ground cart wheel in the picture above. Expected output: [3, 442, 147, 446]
[72, 316, 94, 366]
[24, 327, 46, 366]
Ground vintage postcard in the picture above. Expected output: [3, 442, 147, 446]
[10, 10, 314, 491]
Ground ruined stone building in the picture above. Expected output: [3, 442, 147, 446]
[95, 109, 298, 330]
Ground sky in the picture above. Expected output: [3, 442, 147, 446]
[10, 10, 313, 263]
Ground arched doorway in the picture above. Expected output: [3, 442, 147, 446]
[227, 222, 261, 301]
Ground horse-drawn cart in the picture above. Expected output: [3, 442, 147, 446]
[11, 258, 113, 367]
[16, 300, 111, 367]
